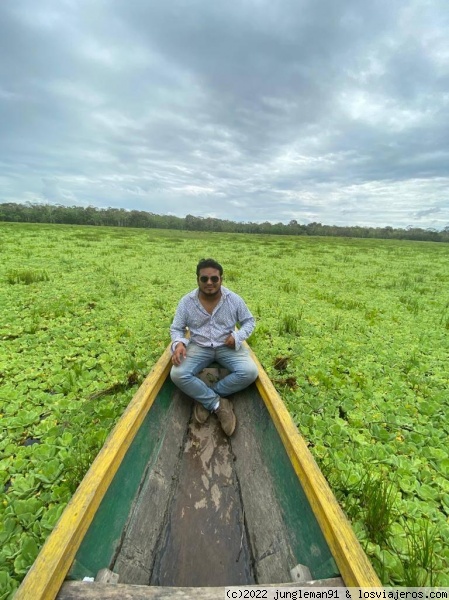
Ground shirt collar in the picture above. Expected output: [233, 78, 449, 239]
[189, 285, 230, 299]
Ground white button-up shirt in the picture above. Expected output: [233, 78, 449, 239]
[170, 286, 255, 352]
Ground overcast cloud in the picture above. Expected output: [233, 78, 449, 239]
[1, 0, 449, 229]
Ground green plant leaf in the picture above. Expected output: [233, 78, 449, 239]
[13, 534, 40, 576]
[417, 483, 439, 502]
[0, 570, 19, 600]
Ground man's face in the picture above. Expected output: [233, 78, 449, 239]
[197, 268, 222, 297]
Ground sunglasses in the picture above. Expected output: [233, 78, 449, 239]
[199, 275, 220, 283]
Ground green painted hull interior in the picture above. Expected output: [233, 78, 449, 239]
[243, 385, 339, 580]
[69, 379, 176, 580]
[69, 379, 339, 582]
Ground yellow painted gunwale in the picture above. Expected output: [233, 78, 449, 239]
[15, 344, 173, 600]
[246, 344, 381, 587]
[16, 342, 380, 600]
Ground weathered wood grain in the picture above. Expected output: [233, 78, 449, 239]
[231, 393, 297, 583]
[112, 391, 191, 584]
[58, 578, 345, 600]
[151, 415, 253, 586]
[150, 368, 254, 586]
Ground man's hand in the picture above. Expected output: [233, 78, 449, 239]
[224, 334, 236, 348]
[172, 342, 187, 366]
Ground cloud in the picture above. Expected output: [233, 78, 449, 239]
[0, 0, 448, 229]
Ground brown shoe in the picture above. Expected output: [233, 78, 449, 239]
[215, 397, 236, 436]
[194, 402, 210, 424]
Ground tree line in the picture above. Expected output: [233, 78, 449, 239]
[1, 202, 448, 243]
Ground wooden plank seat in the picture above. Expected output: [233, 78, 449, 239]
[57, 578, 345, 600]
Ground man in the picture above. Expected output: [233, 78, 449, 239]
[170, 258, 258, 436]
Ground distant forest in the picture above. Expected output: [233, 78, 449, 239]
[1, 202, 448, 243]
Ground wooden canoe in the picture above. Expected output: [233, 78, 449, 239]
[15, 343, 381, 600]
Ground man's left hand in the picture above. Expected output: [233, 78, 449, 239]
[225, 334, 235, 348]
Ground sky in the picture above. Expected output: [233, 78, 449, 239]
[1, 0, 449, 230]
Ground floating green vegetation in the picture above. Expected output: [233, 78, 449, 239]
[278, 313, 302, 335]
[399, 520, 439, 587]
[1, 221, 449, 588]
[345, 470, 398, 546]
[6, 269, 49, 285]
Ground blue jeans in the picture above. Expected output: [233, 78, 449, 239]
[170, 343, 259, 411]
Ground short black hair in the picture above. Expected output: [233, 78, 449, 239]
[196, 258, 223, 277]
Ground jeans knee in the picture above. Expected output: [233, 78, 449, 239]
[236, 362, 258, 385]
[246, 362, 258, 384]
[170, 366, 184, 386]
[171, 365, 195, 387]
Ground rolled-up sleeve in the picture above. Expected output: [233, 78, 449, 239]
[232, 298, 256, 350]
[170, 298, 190, 353]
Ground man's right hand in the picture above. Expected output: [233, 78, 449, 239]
[172, 342, 187, 366]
